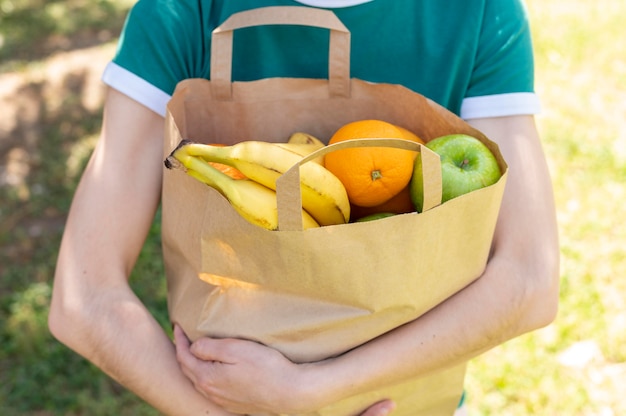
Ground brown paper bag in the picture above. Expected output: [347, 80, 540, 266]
[161, 6, 508, 416]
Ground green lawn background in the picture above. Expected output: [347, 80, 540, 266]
[1, 0, 625, 414]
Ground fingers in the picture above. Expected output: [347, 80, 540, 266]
[173, 324, 202, 382]
[173, 325, 263, 365]
[173, 324, 226, 362]
[189, 337, 226, 361]
[360, 399, 396, 416]
[173, 324, 190, 349]
[173, 324, 196, 366]
[190, 336, 254, 364]
[174, 325, 221, 401]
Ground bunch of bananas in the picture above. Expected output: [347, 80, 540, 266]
[164, 132, 351, 230]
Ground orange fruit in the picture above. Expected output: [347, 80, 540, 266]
[324, 119, 424, 207]
[396, 125, 425, 145]
[349, 185, 416, 221]
[206, 144, 247, 180]
[208, 162, 247, 180]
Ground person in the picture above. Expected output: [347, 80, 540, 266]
[48, 0, 560, 415]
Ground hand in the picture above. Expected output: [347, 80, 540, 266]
[174, 325, 396, 415]
[174, 325, 315, 414]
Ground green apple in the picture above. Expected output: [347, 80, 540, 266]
[410, 134, 502, 212]
[354, 212, 397, 222]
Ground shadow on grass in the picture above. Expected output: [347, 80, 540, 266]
[0, 0, 131, 71]
[0, 2, 168, 414]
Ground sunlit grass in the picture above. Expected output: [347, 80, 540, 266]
[465, 1, 626, 414]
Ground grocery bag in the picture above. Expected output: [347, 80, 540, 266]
[161, 6, 508, 416]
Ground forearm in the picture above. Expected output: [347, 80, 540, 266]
[49, 88, 234, 416]
[49, 194, 230, 415]
[51, 280, 206, 415]
[50, 274, 228, 415]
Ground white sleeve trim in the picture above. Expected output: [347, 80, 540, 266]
[101, 62, 171, 117]
[101, 62, 540, 121]
[460, 92, 541, 120]
[294, 0, 374, 7]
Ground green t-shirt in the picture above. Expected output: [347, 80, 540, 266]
[103, 0, 539, 118]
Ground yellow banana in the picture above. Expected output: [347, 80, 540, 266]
[285, 132, 326, 165]
[165, 147, 320, 230]
[287, 131, 326, 147]
[179, 140, 350, 226]
[274, 143, 325, 165]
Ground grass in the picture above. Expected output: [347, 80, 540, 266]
[464, 1, 626, 414]
[1, 0, 625, 414]
[0, 0, 133, 71]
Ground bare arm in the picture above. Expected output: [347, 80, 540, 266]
[176, 115, 560, 413]
[48, 88, 235, 416]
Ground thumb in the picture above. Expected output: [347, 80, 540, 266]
[189, 337, 234, 362]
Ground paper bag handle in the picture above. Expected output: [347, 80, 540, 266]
[210, 6, 351, 100]
[276, 139, 442, 231]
